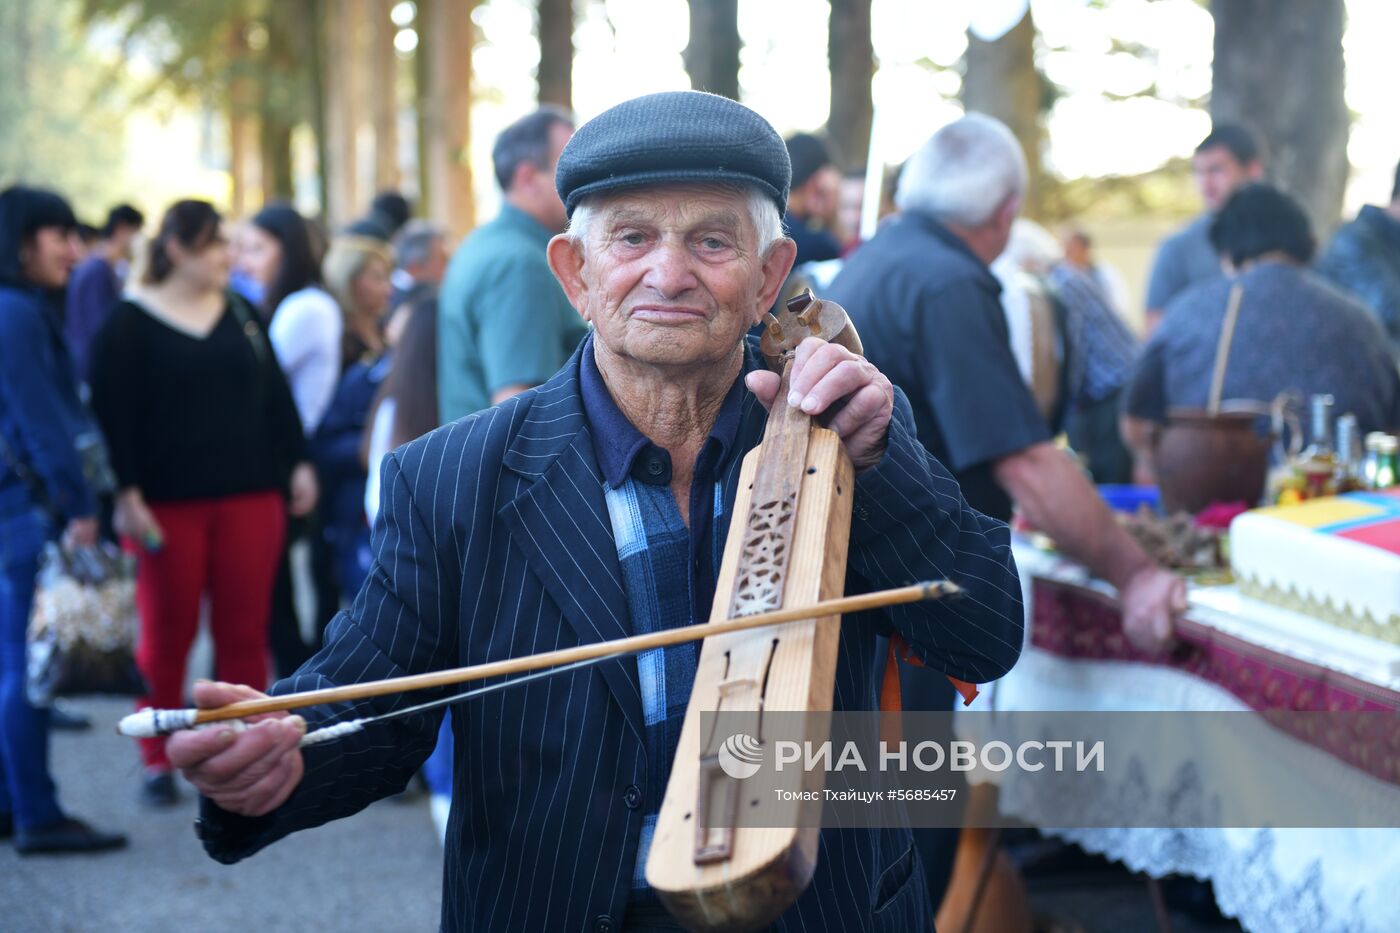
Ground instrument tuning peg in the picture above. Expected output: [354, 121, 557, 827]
[764, 312, 784, 341]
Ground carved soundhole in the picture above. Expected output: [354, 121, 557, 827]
[731, 494, 796, 616]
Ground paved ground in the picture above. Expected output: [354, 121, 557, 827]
[0, 697, 443, 933]
[0, 698, 1241, 933]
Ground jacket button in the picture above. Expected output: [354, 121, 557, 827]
[594, 915, 615, 933]
[646, 457, 664, 477]
[623, 783, 643, 810]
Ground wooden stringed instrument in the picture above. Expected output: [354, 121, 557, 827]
[645, 288, 863, 930]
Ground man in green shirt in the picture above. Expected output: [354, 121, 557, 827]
[437, 107, 588, 422]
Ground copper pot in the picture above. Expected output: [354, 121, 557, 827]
[1154, 408, 1271, 514]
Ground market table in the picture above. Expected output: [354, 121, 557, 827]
[962, 541, 1400, 933]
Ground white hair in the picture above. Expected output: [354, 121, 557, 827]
[894, 112, 1028, 228]
[566, 183, 784, 255]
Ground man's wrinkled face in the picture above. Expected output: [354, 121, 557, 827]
[1193, 146, 1259, 213]
[556, 186, 786, 371]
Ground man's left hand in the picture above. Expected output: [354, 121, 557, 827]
[745, 337, 894, 472]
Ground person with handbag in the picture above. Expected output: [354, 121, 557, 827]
[0, 185, 127, 854]
[88, 200, 317, 807]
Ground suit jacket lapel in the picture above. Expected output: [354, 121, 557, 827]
[499, 343, 645, 743]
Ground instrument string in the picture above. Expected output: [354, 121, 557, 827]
[298, 652, 637, 747]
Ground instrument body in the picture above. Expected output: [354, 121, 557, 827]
[646, 291, 862, 930]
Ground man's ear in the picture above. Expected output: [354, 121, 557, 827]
[754, 237, 798, 324]
[510, 160, 538, 196]
[547, 234, 590, 322]
[996, 194, 1022, 232]
[1245, 159, 1265, 182]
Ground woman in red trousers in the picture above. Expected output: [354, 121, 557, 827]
[88, 200, 317, 806]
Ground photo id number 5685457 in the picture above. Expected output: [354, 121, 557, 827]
[886, 789, 958, 803]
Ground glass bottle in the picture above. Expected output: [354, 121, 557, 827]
[1294, 394, 1337, 498]
[1333, 414, 1363, 492]
[1363, 432, 1400, 491]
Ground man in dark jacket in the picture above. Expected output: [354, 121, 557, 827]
[167, 93, 1025, 932]
[1316, 160, 1400, 355]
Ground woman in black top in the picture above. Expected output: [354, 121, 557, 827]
[89, 200, 317, 806]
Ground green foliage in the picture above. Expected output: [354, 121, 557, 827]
[0, 0, 131, 219]
[78, 0, 307, 124]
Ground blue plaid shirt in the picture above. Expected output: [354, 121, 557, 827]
[580, 344, 748, 905]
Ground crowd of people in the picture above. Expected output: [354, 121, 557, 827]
[0, 181, 454, 849]
[1, 87, 1398, 928]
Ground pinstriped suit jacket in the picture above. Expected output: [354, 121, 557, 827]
[200, 338, 1025, 932]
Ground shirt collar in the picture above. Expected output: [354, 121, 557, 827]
[580, 335, 751, 489]
[498, 202, 557, 246]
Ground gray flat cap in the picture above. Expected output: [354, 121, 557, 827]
[555, 91, 790, 218]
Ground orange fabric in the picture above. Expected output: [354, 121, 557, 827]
[879, 634, 981, 740]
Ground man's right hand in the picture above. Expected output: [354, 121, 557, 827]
[167, 681, 306, 817]
[1119, 564, 1187, 655]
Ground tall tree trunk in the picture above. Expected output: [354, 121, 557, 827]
[415, 2, 433, 213]
[1210, 0, 1347, 234]
[14, 0, 31, 97]
[419, 0, 476, 241]
[259, 115, 296, 202]
[258, 7, 298, 204]
[227, 21, 258, 216]
[371, 0, 400, 192]
[324, 0, 366, 226]
[684, 0, 740, 100]
[536, 0, 573, 110]
[961, 10, 1045, 218]
[297, 0, 331, 219]
[827, 0, 873, 171]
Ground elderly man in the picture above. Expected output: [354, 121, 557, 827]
[829, 115, 1183, 649]
[829, 116, 1183, 910]
[167, 92, 1023, 932]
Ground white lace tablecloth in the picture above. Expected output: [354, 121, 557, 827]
[966, 542, 1400, 933]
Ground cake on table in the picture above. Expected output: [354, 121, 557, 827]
[1229, 490, 1400, 646]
